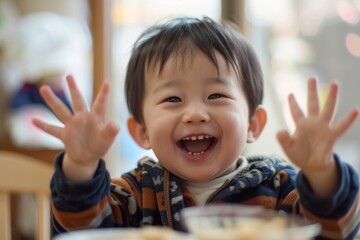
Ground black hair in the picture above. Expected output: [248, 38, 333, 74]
[125, 16, 263, 123]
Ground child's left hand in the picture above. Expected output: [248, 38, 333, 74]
[277, 77, 358, 196]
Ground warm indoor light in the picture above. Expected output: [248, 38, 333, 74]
[345, 33, 360, 56]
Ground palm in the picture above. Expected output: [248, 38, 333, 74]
[282, 117, 334, 170]
[61, 112, 114, 164]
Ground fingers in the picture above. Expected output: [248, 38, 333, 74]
[39, 85, 72, 123]
[67, 75, 88, 112]
[92, 81, 110, 116]
[34, 75, 119, 148]
[305, 78, 338, 123]
[32, 118, 63, 140]
[307, 77, 320, 116]
[321, 82, 338, 122]
[333, 108, 359, 138]
[288, 93, 304, 123]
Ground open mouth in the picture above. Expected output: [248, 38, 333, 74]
[177, 135, 218, 156]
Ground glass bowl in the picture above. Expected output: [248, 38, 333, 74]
[181, 204, 321, 240]
[54, 226, 196, 240]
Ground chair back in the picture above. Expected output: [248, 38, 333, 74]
[0, 150, 53, 240]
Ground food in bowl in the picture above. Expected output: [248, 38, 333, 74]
[181, 204, 321, 240]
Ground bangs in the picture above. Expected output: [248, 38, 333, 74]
[134, 17, 241, 76]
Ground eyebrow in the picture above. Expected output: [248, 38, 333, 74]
[208, 77, 228, 84]
[206, 77, 238, 88]
[152, 77, 233, 94]
[152, 80, 182, 94]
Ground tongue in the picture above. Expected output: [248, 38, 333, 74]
[182, 139, 212, 153]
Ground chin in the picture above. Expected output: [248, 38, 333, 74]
[177, 173, 213, 183]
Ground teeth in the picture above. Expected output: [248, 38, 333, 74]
[182, 135, 212, 141]
[180, 135, 214, 156]
[188, 151, 205, 155]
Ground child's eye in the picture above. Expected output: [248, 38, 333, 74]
[164, 96, 182, 103]
[208, 93, 225, 99]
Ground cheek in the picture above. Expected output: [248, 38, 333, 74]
[145, 111, 176, 144]
[220, 110, 249, 143]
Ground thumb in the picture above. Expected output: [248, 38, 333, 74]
[276, 130, 292, 150]
[102, 121, 120, 140]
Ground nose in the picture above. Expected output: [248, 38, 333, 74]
[182, 102, 210, 124]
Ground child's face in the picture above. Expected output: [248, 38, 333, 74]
[134, 49, 256, 182]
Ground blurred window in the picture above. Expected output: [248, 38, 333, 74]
[245, 0, 360, 168]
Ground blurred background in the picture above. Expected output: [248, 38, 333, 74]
[0, 0, 359, 239]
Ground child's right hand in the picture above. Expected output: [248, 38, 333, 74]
[32, 75, 120, 181]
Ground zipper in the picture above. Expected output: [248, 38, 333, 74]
[163, 171, 173, 228]
[206, 179, 231, 203]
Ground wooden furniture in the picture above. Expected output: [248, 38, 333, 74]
[0, 2, 109, 237]
[0, 150, 53, 240]
[89, 0, 112, 99]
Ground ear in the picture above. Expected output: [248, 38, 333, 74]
[247, 106, 267, 143]
[127, 116, 151, 149]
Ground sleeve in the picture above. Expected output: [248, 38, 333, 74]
[50, 152, 114, 234]
[296, 154, 360, 239]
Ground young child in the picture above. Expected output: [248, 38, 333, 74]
[33, 17, 360, 239]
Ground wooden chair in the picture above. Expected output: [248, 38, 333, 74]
[0, 150, 53, 240]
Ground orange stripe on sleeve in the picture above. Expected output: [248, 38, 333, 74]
[52, 196, 110, 229]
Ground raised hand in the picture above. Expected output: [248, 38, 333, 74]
[33, 75, 119, 180]
[277, 77, 358, 196]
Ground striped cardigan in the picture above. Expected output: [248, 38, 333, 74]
[51, 153, 360, 239]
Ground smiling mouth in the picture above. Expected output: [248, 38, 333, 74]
[177, 135, 218, 155]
